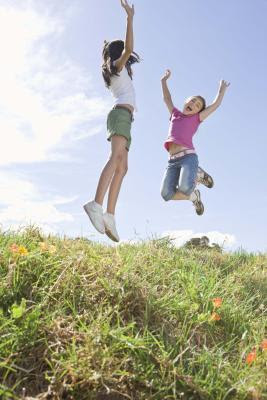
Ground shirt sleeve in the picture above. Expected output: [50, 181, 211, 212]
[172, 107, 182, 117]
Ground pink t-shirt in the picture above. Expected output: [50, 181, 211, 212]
[164, 107, 201, 151]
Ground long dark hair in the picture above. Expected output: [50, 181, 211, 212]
[102, 39, 140, 87]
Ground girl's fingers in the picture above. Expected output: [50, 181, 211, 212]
[121, 0, 134, 14]
[220, 80, 230, 90]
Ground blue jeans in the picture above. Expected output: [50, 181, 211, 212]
[161, 154, 199, 201]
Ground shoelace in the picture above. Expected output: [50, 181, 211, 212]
[193, 200, 202, 209]
[197, 173, 206, 183]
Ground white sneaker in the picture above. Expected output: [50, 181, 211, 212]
[83, 201, 105, 234]
[103, 213, 120, 242]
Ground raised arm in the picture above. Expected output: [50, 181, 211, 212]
[114, 0, 134, 72]
[161, 69, 174, 114]
[199, 80, 230, 122]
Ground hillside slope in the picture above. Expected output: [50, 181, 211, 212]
[0, 228, 266, 399]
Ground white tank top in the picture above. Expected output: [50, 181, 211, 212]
[109, 66, 136, 111]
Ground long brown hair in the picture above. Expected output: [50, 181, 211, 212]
[102, 39, 140, 87]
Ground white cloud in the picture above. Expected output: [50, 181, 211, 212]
[0, 172, 75, 233]
[0, 3, 112, 233]
[0, 4, 111, 165]
[161, 229, 236, 249]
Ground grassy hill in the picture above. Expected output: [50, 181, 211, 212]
[0, 227, 266, 400]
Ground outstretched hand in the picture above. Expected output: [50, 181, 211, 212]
[120, 0, 134, 18]
[161, 69, 171, 81]
[219, 80, 230, 93]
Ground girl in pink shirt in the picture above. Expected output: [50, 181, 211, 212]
[161, 69, 230, 215]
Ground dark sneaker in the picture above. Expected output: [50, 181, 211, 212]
[192, 189, 204, 215]
[197, 167, 214, 188]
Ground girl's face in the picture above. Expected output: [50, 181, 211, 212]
[183, 96, 204, 115]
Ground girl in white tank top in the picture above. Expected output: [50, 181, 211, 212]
[109, 65, 136, 110]
[83, 0, 140, 243]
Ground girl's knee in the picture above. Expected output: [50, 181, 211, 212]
[122, 164, 128, 176]
[178, 181, 195, 196]
[116, 163, 128, 176]
[110, 152, 124, 163]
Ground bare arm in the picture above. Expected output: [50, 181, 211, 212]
[161, 69, 174, 114]
[114, 0, 134, 72]
[199, 80, 230, 122]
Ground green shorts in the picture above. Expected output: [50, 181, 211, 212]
[107, 108, 133, 150]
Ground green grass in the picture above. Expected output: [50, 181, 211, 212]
[0, 227, 266, 400]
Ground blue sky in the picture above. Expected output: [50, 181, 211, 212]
[0, 0, 266, 252]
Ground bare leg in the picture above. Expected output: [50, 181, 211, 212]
[107, 150, 128, 214]
[95, 136, 128, 206]
[172, 189, 204, 215]
[171, 191, 190, 200]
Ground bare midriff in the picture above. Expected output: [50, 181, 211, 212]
[168, 142, 191, 156]
[117, 103, 134, 113]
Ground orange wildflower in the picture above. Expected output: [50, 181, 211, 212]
[10, 243, 19, 253]
[212, 297, 222, 308]
[246, 350, 257, 365]
[10, 244, 28, 256]
[260, 339, 267, 351]
[211, 312, 221, 321]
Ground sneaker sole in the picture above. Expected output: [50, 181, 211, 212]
[83, 205, 105, 234]
[196, 202, 204, 215]
[193, 190, 204, 216]
[105, 228, 119, 242]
